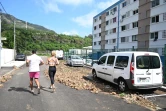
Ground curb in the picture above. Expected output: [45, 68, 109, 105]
[3, 69, 16, 76]
[2, 62, 26, 76]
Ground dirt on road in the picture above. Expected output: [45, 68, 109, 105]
[44, 60, 159, 111]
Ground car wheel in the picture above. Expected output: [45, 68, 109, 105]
[92, 70, 97, 79]
[70, 62, 73, 67]
[118, 79, 128, 92]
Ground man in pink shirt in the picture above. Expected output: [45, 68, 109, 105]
[26, 50, 44, 94]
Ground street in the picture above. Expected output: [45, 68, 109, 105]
[0, 57, 153, 111]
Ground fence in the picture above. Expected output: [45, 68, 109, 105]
[64, 49, 92, 66]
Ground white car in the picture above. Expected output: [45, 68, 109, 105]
[67, 55, 84, 67]
[92, 51, 163, 92]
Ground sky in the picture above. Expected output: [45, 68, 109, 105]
[1, 0, 118, 37]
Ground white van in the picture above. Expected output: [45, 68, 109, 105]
[55, 50, 63, 60]
[92, 52, 163, 92]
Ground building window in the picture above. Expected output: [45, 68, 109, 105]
[113, 7, 117, 12]
[122, 2, 127, 7]
[94, 42, 96, 45]
[133, 22, 138, 28]
[99, 16, 101, 20]
[121, 37, 125, 42]
[163, 13, 166, 21]
[122, 14, 126, 19]
[121, 26, 126, 31]
[152, 0, 160, 7]
[133, 9, 138, 15]
[94, 18, 97, 22]
[163, 30, 166, 38]
[132, 35, 137, 41]
[106, 11, 109, 16]
[99, 33, 101, 37]
[105, 30, 108, 35]
[121, 37, 129, 43]
[152, 15, 159, 23]
[121, 24, 129, 31]
[106, 20, 109, 25]
[98, 41, 101, 45]
[94, 26, 96, 30]
[113, 39, 116, 43]
[106, 40, 108, 44]
[113, 28, 116, 33]
[134, 0, 137, 2]
[151, 32, 158, 41]
[113, 17, 116, 23]
[126, 11, 130, 17]
[99, 24, 101, 28]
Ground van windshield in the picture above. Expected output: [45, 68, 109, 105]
[136, 56, 160, 69]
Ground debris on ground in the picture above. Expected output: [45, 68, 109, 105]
[43, 61, 157, 111]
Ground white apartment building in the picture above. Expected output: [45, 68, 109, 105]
[92, 0, 166, 55]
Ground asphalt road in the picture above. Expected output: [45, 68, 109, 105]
[0, 67, 13, 75]
[0, 58, 151, 111]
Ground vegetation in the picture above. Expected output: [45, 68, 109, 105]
[1, 13, 92, 53]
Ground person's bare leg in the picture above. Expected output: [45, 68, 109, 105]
[34, 78, 40, 88]
[34, 78, 40, 94]
[30, 78, 33, 90]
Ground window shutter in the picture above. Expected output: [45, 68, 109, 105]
[126, 24, 130, 29]
[163, 13, 166, 21]
[163, 30, 166, 38]
[110, 19, 113, 24]
[126, 11, 130, 17]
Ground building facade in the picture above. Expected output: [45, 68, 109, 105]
[92, 0, 166, 55]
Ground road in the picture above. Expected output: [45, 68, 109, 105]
[0, 57, 154, 111]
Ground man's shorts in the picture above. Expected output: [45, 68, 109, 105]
[29, 72, 40, 79]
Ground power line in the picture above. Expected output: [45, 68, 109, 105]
[0, 2, 7, 14]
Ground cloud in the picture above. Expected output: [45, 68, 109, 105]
[55, 0, 94, 6]
[96, 0, 119, 10]
[36, 0, 94, 13]
[37, 0, 62, 13]
[62, 30, 79, 36]
[72, 10, 98, 27]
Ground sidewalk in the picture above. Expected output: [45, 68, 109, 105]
[0, 61, 26, 76]
[1, 61, 26, 68]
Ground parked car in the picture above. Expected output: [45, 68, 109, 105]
[67, 55, 84, 67]
[92, 51, 163, 92]
[15, 53, 26, 61]
[82, 56, 92, 66]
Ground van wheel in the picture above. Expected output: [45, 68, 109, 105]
[118, 79, 128, 92]
[92, 70, 97, 79]
[70, 62, 73, 67]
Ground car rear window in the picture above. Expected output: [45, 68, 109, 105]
[136, 56, 160, 69]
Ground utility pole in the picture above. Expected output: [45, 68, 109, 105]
[14, 20, 16, 58]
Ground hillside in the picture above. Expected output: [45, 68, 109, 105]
[1, 13, 92, 53]
[1, 13, 53, 32]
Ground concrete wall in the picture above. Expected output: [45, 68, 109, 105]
[1, 49, 14, 65]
